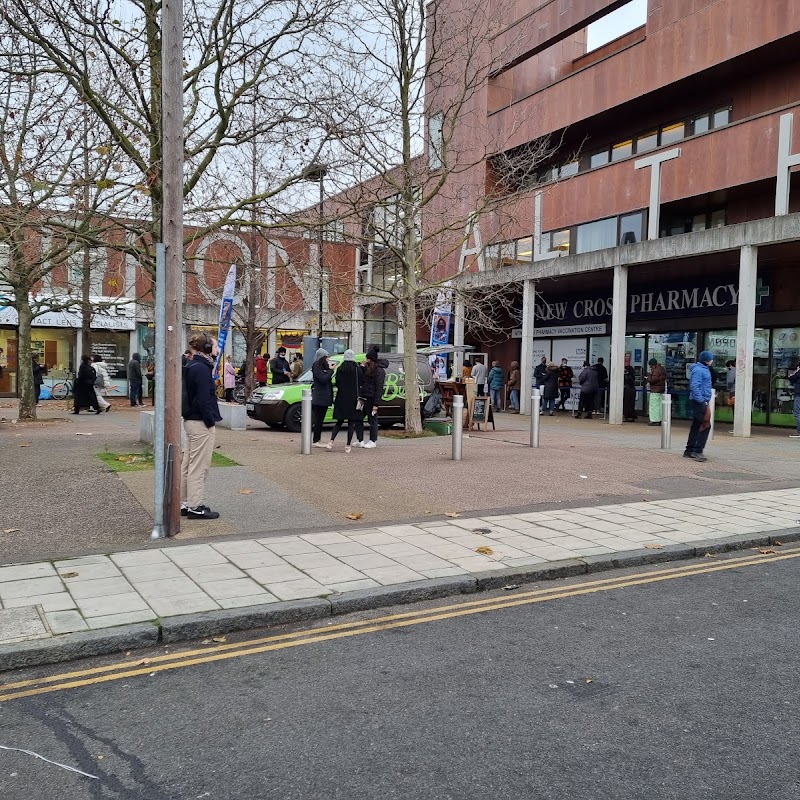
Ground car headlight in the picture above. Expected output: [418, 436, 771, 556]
[263, 390, 285, 400]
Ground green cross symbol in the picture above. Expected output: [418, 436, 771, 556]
[755, 278, 770, 307]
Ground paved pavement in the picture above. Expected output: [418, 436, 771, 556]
[0, 486, 796, 642]
[3, 549, 800, 799]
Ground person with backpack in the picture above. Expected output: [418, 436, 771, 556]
[91, 353, 112, 412]
[359, 346, 387, 448]
[73, 354, 101, 414]
[181, 332, 222, 519]
[326, 349, 364, 453]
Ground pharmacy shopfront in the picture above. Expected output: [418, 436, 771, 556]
[0, 299, 136, 398]
[525, 276, 798, 427]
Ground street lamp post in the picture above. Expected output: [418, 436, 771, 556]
[303, 163, 327, 342]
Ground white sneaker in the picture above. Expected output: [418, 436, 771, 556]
[313, 442, 327, 448]
[363, 440, 377, 449]
[345, 445, 352, 454]
[325, 442, 333, 450]
[356, 441, 365, 448]
[790, 433, 800, 438]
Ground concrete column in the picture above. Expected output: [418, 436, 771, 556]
[396, 310, 405, 353]
[267, 329, 277, 356]
[453, 295, 465, 375]
[351, 304, 365, 353]
[608, 265, 628, 425]
[734, 245, 757, 438]
[520, 279, 536, 413]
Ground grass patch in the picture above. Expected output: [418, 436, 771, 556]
[98, 450, 239, 472]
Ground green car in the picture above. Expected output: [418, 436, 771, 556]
[246, 352, 435, 431]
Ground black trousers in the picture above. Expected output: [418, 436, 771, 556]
[578, 392, 595, 417]
[362, 409, 379, 442]
[685, 400, 711, 454]
[224, 388, 234, 403]
[312, 404, 327, 442]
[331, 416, 364, 445]
[558, 387, 570, 409]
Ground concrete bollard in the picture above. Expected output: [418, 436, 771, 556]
[661, 393, 672, 450]
[301, 388, 312, 455]
[452, 395, 464, 461]
[530, 388, 541, 448]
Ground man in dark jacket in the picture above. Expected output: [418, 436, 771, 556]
[577, 362, 599, 418]
[646, 358, 667, 425]
[181, 332, 222, 520]
[533, 357, 548, 395]
[270, 347, 292, 384]
[359, 346, 386, 448]
[31, 354, 46, 404]
[556, 359, 574, 412]
[594, 357, 608, 414]
[127, 352, 143, 407]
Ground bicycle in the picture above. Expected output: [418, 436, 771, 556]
[50, 372, 75, 400]
[233, 375, 247, 404]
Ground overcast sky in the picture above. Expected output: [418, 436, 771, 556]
[587, 0, 647, 51]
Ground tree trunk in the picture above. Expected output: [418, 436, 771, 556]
[17, 295, 36, 420]
[401, 298, 423, 433]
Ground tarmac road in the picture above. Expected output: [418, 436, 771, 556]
[2, 550, 800, 799]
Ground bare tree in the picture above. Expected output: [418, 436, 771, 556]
[329, 0, 557, 432]
[0, 27, 123, 419]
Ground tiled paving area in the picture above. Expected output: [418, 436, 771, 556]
[1, 487, 797, 639]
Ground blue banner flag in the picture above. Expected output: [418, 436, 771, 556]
[213, 264, 237, 380]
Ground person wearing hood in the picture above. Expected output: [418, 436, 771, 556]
[73, 354, 101, 414]
[507, 361, 520, 412]
[487, 360, 504, 412]
[91, 353, 112, 412]
[311, 348, 335, 447]
[127, 352, 143, 407]
[181, 331, 222, 519]
[359, 347, 386, 448]
[684, 350, 714, 462]
[577, 361, 599, 418]
[31, 354, 46, 404]
[255, 351, 268, 386]
[327, 349, 364, 452]
[542, 362, 559, 415]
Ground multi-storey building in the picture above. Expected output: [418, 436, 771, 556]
[422, 0, 800, 432]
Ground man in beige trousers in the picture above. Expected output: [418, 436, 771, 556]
[181, 331, 222, 520]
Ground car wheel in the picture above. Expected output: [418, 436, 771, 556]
[284, 403, 302, 432]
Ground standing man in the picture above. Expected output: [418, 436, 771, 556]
[270, 347, 292, 385]
[577, 361, 599, 419]
[31, 354, 46, 405]
[533, 356, 548, 396]
[91, 353, 112, 412]
[646, 357, 667, 426]
[684, 350, 714, 462]
[556, 358, 574, 412]
[789, 361, 800, 439]
[181, 332, 222, 520]
[594, 357, 608, 415]
[127, 352, 143, 407]
[255, 351, 268, 387]
[487, 360, 504, 412]
[290, 353, 304, 381]
[470, 358, 487, 395]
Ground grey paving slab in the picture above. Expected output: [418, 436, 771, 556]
[260, 540, 322, 556]
[3, 592, 77, 612]
[0, 576, 65, 601]
[284, 552, 343, 570]
[363, 565, 427, 585]
[0, 563, 56, 583]
[66, 577, 135, 599]
[246, 564, 308, 584]
[45, 609, 89, 635]
[0, 606, 50, 644]
[326, 579, 381, 593]
[111, 550, 170, 568]
[340, 553, 401, 570]
[265, 578, 331, 601]
[120, 562, 186, 582]
[56, 561, 122, 581]
[85, 609, 156, 629]
[147, 593, 219, 617]
[224, 549, 288, 570]
[211, 540, 271, 556]
[217, 594, 280, 609]
[164, 545, 228, 568]
[199, 578, 271, 600]
[182, 564, 245, 583]
[75, 592, 151, 618]
[134, 576, 205, 600]
[304, 564, 368, 584]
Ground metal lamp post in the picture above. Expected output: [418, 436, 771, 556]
[303, 163, 327, 342]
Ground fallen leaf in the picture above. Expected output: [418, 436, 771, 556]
[476, 546, 494, 555]
[757, 548, 776, 555]
[345, 512, 363, 520]
[239, 488, 253, 495]
[585, 679, 593, 684]
[3, 528, 20, 534]
[774, 541, 784, 546]
[644, 544, 664, 550]
[97, 755, 104, 760]
[18, 442, 31, 447]
[137, 659, 151, 666]
[502, 584, 519, 591]
[60, 571, 79, 578]
[703, 552, 719, 558]
[211, 635, 226, 643]
[445, 511, 462, 518]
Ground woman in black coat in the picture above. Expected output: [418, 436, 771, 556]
[326, 350, 364, 452]
[311, 348, 334, 447]
[73, 354, 101, 414]
[623, 364, 638, 422]
[359, 347, 387, 448]
[541, 363, 559, 416]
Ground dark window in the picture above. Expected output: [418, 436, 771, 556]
[619, 212, 644, 245]
[711, 209, 726, 228]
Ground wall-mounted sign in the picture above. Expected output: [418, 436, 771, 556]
[534, 324, 607, 338]
[0, 296, 136, 330]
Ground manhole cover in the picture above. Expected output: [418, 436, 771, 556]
[0, 606, 52, 645]
[698, 471, 769, 482]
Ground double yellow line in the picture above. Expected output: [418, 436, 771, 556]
[2, 548, 797, 703]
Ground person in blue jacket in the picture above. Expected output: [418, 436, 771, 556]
[487, 361, 505, 412]
[684, 350, 714, 462]
[181, 331, 223, 519]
